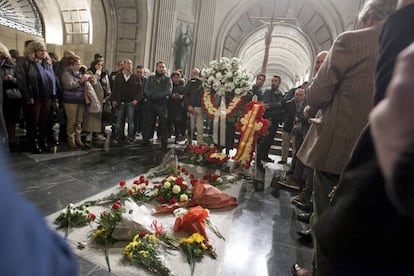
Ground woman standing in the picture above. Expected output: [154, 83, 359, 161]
[60, 54, 88, 148]
[15, 40, 56, 154]
[84, 59, 111, 142]
[0, 44, 22, 151]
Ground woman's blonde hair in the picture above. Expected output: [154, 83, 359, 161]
[23, 40, 51, 64]
[0, 42, 11, 60]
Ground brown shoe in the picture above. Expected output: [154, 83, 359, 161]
[75, 137, 84, 147]
[291, 264, 311, 276]
[279, 179, 300, 190]
[291, 191, 308, 204]
[68, 140, 78, 148]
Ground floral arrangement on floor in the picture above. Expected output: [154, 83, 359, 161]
[153, 175, 192, 204]
[54, 203, 96, 238]
[91, 201, 124, 272]
[233, 101, 269, 168]
[186, 144, 229, 170]
[117, 176, 152, 202]
[179, 232, 217, 276]
[123, 233, 176, 276]
[202, 172, 223, 187]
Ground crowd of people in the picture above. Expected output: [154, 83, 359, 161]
[2, 0, 414, 274]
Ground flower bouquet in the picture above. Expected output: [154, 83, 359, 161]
[202, 173, 223, 187]
[55, 203, 96, 238]
[153, 175, 192, 205]
[200, 57, 252, 97]
[123, 233, 176, 276]
[186, 143, 215, 166]
[191, 179, 238, 209]
[91, 201, 124, 272]
[179, 232, 217, 276]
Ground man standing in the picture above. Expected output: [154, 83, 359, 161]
[184, 68, 204, 144]
[251, 73, 266, 101]
[112, 59, 142, 144]
[256, 75, 284, 165]
[292, 0, 397, 274]
[142, 61, 172, 150]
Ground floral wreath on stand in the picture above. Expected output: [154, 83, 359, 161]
[201, 57, 253, 151]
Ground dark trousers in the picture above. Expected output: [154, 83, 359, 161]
[257, 119, 278, 161]
[24, 99, 52, 143]
[142, 102, 168, 146]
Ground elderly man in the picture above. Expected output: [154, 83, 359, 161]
[292, 0, 397, 275]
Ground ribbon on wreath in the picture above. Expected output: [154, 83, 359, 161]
[233, 101, 269, 168]
[213, 97, 227, 146]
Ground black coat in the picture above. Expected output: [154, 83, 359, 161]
[314, 4, 414, 275]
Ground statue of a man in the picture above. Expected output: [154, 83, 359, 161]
[174, 23, 193, 76]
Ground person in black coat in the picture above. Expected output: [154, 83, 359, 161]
[308, 2, 414, 275]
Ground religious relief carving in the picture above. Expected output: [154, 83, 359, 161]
[174, 22, 193, 76]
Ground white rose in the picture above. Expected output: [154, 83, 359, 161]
[153, 188, 159, 196]
[172, 185, 181, 194]
[163, 181, 171, 189]
[180, 194, 189, 202]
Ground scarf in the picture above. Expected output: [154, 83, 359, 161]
[36, 61, 56, 96]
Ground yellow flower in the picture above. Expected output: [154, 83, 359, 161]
[92, 228, 105, 239]
[192, 233, 205, 244]
[139, 250, 149, 258]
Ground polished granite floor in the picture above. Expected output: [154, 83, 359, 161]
[3, 138, 313, 276]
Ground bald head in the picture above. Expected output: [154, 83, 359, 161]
[315, 51, 329, 73]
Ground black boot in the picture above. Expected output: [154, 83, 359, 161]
[32, 139, 42, 154]
[41, 140, 50, 152]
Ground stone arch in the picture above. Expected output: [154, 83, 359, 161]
[214, 0, 347, 89]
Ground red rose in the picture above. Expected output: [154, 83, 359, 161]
[128, 189, 133, 195]
[182, 183, 189, 190]
[190, 174, 195, 179]
[157, 196, 164, 202]
[139, 175, 145, 182]
[88, 213, 96, 220]
[144, 179, 149, 185]
[119, 180, 126, 187]
[169, 198, 177, 204]
[133, 180, 139, 185]
[112, 201, 122, 210]
[174, 178, 183, 185]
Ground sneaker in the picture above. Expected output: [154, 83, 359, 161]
[278, 179, 300, 190]
[85, 133, 92, 142]
[95, 134, 106, 141]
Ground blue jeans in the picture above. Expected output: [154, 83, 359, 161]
[115, 102, 135, 140]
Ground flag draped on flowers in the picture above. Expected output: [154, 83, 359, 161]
[201, 57, 252, 146]
[233, 101, 269, 168]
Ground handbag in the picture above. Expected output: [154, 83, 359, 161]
[51, 104, 66, 124]
[5, 88, 22, 99]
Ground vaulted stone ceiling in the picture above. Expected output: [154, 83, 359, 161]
[218, 0, 360, 91]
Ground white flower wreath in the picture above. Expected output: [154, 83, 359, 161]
[200, 57, 252, 97]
